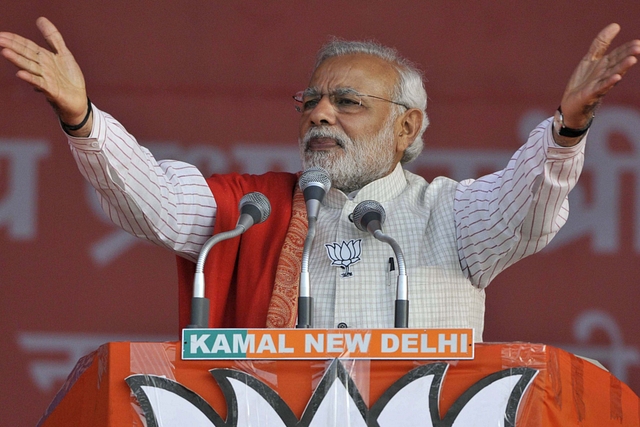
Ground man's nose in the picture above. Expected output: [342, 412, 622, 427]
[308, 95, 337, 126]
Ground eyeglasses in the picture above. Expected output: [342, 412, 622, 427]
[293, 88, 410, 114]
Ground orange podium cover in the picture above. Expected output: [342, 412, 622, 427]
[38, 340, 640, 426]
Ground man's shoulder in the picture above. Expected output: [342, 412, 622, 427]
[205, 171, 299, 212]
[206, 171, 299, 188]
[403, 168, 459, 191]
[207, 170, 298, 180]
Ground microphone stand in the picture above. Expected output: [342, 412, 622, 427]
[371, 229, 409, 328]
[187, 192, 270, 329]
[355, 200, 409, 328]
[187, 227, 247, 329]
[297, 216, 316, 328]
[296, 167, 331, 329]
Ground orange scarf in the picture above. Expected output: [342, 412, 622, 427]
[176, 172, 307, 331]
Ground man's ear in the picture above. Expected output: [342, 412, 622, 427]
[395, 109, 423, 154]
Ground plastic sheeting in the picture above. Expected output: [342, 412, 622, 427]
[37, 340, 640, 426]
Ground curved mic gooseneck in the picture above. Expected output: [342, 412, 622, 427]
[187, 192, 271, 328]
[353, 200, 409, 328]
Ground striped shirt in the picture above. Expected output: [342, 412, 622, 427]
[68, 104, 584, 337]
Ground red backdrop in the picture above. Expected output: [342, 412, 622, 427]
[2, 2, 639, 426]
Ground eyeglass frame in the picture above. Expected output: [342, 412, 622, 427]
[293, 87, 410, 113]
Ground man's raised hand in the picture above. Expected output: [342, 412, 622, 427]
[560, 24, 640, 132]
[0, 17, 90, 133]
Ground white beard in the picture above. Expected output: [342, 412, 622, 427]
[299, 116, 397, 194]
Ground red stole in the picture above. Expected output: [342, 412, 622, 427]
[176, 172, 298, 330]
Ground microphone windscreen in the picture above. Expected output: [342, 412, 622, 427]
[299, 166, 331, 194]
[239, 192, 271, 224]
[352, 200, 386, 232]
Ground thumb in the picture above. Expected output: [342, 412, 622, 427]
[36, 17, 68, 55]
[587, 23, 620, 61]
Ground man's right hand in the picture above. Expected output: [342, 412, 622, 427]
[0, 17, 91, 136]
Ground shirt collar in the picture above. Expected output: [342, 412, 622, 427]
[323, 163, 407, 208]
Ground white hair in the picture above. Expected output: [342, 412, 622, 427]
[313, 39, 429, 163]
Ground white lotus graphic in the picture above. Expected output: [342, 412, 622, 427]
[325, 239, 362, 277]
[126, 360, 537, 426]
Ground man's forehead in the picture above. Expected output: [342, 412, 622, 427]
[308, 54, 398, 94]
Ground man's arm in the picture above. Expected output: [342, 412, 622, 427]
[70, 104, 216, 261]
[1, 18, 217, 261]
[455, 118, 583, 287]
[454, 24, 639, 287]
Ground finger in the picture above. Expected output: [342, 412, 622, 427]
[0, 32, 42, 62]
[605, 39, 640, 68]
[594, 42, 640, 88]
[587, 23, 621, 61]
[15, 69, 46, 91]
[605, 55, 638, 81]
[0, 31, 33, 49]
[588, 59, 634, 99]
[36, 17, 67, 55]
[1, 44, 44, 77]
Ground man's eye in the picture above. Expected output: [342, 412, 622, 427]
[303, 98, 320, 110]
[335, 96, 360, 106]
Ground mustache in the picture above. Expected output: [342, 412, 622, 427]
[302, 127, 348, 149]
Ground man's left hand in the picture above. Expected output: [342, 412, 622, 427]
[557, 23, 639, 145]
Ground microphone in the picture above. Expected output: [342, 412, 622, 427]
[188, 192, 271, 328]
[297, 167, 331, 328]
[236, 191, 272, 230]
[299, 166, 332, 219]
[352, 200, 386, 235]
[353, 200, 409, 328]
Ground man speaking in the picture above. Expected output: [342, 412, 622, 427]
[1, 18, 638, 340]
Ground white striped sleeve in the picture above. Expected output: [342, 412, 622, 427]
[67, 104, 216, 262]
[454, 117, 585, 288]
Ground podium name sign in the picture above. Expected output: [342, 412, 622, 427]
[182, 328, 474, 360]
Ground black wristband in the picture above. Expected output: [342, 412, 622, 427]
[555, 106, 593, 138]
[60, 98, 92, 132]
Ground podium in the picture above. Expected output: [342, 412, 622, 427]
[38, 339, 640, 426]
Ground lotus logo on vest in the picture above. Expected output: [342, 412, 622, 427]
[325, 239, 362, 277]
